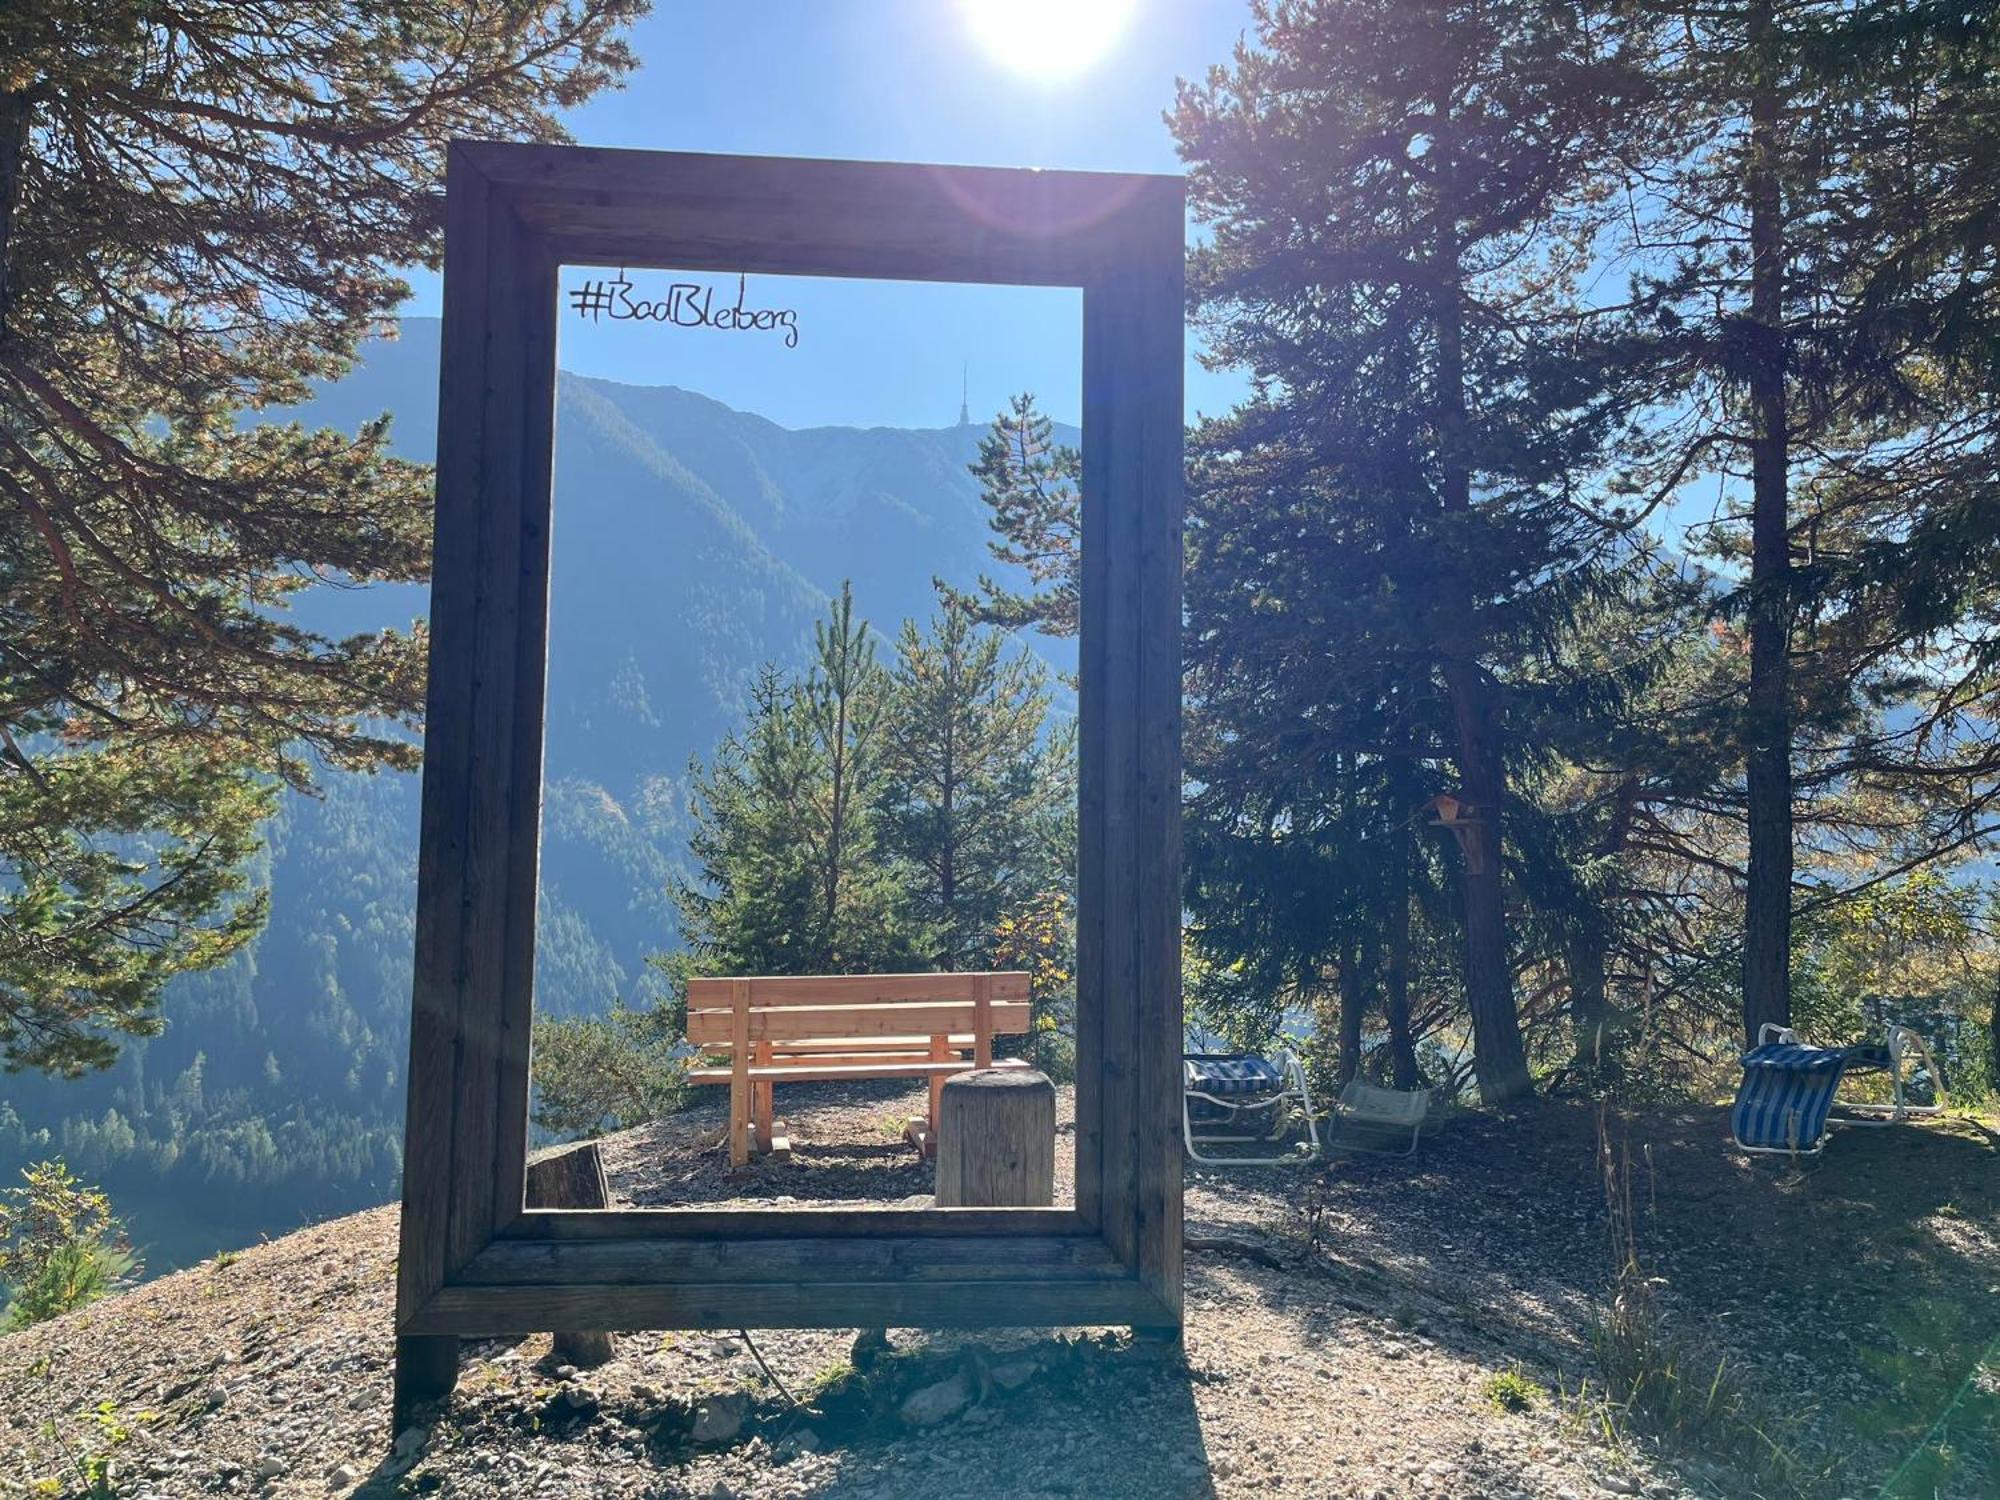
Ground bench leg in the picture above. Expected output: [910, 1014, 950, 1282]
[728, 979, 751, 1166]
[928, 1035, 949, 1132]
[754, 1039, 774, 1153]
[728, 1068, 751, 1167]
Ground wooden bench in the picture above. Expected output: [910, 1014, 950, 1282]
[685, 972, 1032, 1165]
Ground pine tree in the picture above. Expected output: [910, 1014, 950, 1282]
[1173, 0, 1652, 1103]
[675, 587, 914, 977]
[0, 2, 644, 1071]
[879, 605, 1067, 970]
[1622, 1, 2000, 1042]
[942, 394, 1082, 638]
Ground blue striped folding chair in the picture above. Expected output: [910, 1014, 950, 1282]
[1183, 1049, 1321, 1167]
[1731, 1040, 1850, 1156]
[1730, 1024, 1948, 1155]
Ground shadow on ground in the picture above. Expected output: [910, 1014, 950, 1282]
[1204, 1100, 2000, 1499]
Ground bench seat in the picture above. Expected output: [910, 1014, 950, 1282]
[687, 1056, 1032, 1085]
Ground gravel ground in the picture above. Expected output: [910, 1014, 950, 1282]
[2, 1094, 1993, 1500]
[599, 1079, 1078, 1208]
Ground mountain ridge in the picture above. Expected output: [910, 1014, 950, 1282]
[0, 319, 1072, 1270]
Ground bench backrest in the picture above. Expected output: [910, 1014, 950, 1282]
[684, 972, 1031, 1047]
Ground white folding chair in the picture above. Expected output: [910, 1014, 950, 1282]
[1327, 1078, 1429, 1157]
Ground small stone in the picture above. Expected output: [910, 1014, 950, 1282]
[392, 1427, 427, 1461]
[554, 1364, 579, 1380]
[552, 1383, 599, 1417]
[254, 1456, 286, 1480]
[1598, 1477, 1640, 1496]
[898, 1372, 971, 1427]
[204, 1385, 228, 1409]
[989, 1356, 1040, 1392]
[692, 1391, 748, 1444]
[326, 1463, 357, 1490]
[632, 1383, 659, 1402]
[709, 1483, 737, 1500]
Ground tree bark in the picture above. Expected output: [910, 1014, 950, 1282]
[0, 91, 33, 334]
[1337, 941, 1366, 1087]
[1741, 0, 1795, 1047]
[1438, 657, 1530, 1103]
[934, 1068, 1055, 1207]
[1573, 778, 1639, 1072]
[1568, 933, 1609, 1073]
[1429, 105, 1531, 1106]
[1987, 977, 1999, 1093]
[1383, 807, 1422, 1090]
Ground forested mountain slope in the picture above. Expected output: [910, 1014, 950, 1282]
[0, 320, 1068, 1268]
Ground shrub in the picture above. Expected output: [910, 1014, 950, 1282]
[530, 1002, 686, 1140]
[0, 1161, 138, 1331]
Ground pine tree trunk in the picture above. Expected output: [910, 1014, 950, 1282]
[1383, 809, 1421, 1091]
[1573, 777, 1639, 1072]
[1430, 116, 1531, 1107]
[1741, 0, 1795, 1048]
[0, 92, 31, 332]
[1337, 943, 1366, 1087]
[1568, 932, 1609, 1073]
[1440, 658, 1531, 1103]
[1987, 977, 1999, 1093]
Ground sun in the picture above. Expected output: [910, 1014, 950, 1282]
[959, 0, 1138, 82]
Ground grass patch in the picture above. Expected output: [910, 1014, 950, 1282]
[1587, 1109, 1824, 1494]
[1484, 1366, 1546, 1413]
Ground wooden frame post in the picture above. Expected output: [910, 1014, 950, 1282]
[394, 143, 1184, 1410]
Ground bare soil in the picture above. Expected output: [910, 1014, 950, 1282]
[2, 1088, 1993, 1500]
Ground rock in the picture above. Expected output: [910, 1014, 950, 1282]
[550, 1383, 599, 1418]
[392, 1427, 427, 1461]
[326, 1463, 357, 1490]
[1597, 1477, 1640, 1496]
[254, 1455, 286, 1480]
[898, 1372, 971, 1427]
[692, 1391, 748, 1444]
[989, 1356, 1040, 1392]
[554, 1364, 579, 1380]
[709, 1483, 737, 1500]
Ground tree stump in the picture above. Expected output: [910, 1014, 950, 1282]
[934, 1068, 1055, 1207]
[526, 1141, 614, 1366]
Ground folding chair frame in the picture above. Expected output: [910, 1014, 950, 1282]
[1182, 1049, 1321, 1168]
[1758, 1023, 1948, 1126]
[1734, 1023, 1949, 1157]
[1326, 1079, 1429, 1158]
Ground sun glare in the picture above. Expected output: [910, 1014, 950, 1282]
[960, 0, 1138, 82]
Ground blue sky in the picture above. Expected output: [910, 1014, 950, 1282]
[399, 1, 1255, 431]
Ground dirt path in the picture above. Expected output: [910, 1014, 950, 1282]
[1, 1093, 1992, 1500]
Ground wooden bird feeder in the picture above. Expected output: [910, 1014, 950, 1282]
[1424, 791, 1494, 875]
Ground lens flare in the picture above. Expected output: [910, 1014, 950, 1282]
[959, 0, 1138, 82]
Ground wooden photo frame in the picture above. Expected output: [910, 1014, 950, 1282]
[394, 142, 1184, 1411]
